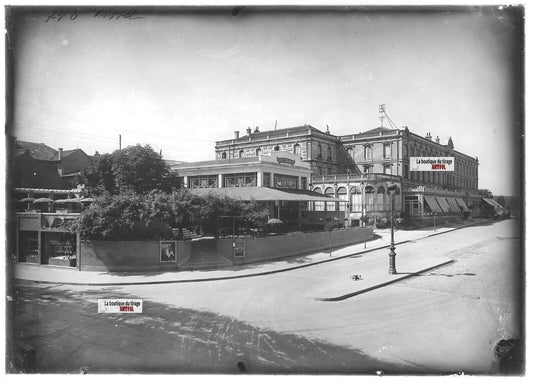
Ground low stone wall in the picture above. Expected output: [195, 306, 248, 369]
[216, 227, 374, 265]
[80, 240, 191, 272]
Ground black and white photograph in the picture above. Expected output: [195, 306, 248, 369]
[4, 3, 525, 376]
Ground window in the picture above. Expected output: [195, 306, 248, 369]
[317, 143, 323, 159]
[363, 165, 373, 174]
[364, 145, 372, 160]
[239, 150, 244, 158]
[256, 147, 262, 156]
[337, 187, 348, 211]
[223, 173, 257, 187]
[327, 167, 332, 175]
[263, 172, 271, 187]
[273, 144, 280, 151]
[273, 174, 298, 189]
[327, 146, 332, 160]
[324, 187, 336, 211]
[317, 166, 323, 175]
[293, 143, 301, 156]
[188, 175, 218, 188]
[221, 152, 227, 159]
[347, 147, 354, 158]
[300, 177, 307, 189]
[383, 164, 392, 175]
[383, 143, 391, 159]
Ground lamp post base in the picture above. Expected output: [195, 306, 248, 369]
[389, 246, 397, 274]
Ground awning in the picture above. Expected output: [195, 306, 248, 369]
[435, 196, 451, 213]
[455, 198, 470, 212]
[483, 198, 505, 210]
[423, 195, 443, 214]
[446, 197, 462, 213]
[191, 187, 347, 203]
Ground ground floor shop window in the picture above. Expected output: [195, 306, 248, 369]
[188, 175, 218, 188]
[223, 173, 257, 187]
[19, 231, 39, 263]
[274, 174, 298, 189]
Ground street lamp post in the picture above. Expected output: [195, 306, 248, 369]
[388, 184, 398, 274]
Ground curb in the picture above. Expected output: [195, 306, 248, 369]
[13, 220, 484, 287]
[315, 259, 455, 301]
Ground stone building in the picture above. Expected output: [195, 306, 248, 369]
[214, 125, 359, 177]
[215, 122, 481, 225]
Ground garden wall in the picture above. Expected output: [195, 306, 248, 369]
[80, 240, 191, 272]
[216, 227, 373, 264]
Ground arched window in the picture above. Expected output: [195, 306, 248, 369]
[313, 187, 322, 194]
[377, 186, 386, 194]
[365, 185, 375, 194]
[239, 150, 244, 158]
[256, 147, 261, 156]
[324, 187, 336, 211]
[337, 187, 348, 211]
[221, 152, 227, 159]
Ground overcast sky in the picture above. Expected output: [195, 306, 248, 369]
[8, 6, 523, 195]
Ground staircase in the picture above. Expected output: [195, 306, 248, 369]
[179, 237, 233, 270]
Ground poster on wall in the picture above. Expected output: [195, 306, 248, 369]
[159, 241, 177, 262]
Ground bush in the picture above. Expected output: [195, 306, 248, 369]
[72, 189, 271, 241]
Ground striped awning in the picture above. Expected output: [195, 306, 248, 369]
[455, 198, 470, 212]
[423, 195, 443, 214]
[446, 197, 462, 213]
[435, 196, 451, 213]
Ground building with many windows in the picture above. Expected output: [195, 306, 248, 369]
[170, 151, 346, 226]
[213, 121, 481, 226]
[214, 125, 359, 177]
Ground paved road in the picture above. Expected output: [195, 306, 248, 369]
[7, 219, 522, 374]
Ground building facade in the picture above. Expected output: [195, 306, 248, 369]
[214, 123, 481, 225]
[214, 125, 359, 177]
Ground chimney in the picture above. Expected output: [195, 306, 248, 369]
[58, 148, 63, 160]
[436, 136, 440, 144]
[234, 131, 240, 139]
[246, 127, 252, 135]
[426, 132, 432, 141]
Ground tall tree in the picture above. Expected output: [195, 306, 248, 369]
[80, 144, 181, 195]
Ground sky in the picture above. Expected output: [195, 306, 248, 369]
[7, 5, 523, 195]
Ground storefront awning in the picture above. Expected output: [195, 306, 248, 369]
[435, 196, 451, 213]
[446, 197, 462, 213]
[423, 195, 443, 214]
[455, 198, 470, 212]
[482, 198, 505, 210]
[191, 187, 347, 202]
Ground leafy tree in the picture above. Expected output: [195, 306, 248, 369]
[80, 144, 181, 195]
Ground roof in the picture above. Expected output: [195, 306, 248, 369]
[16, 140, 58, 160]
[190, 187, 346, 202]
[50, 149, 79, 160]
[216, 125, 336, 145]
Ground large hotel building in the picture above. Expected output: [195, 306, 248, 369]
[193, 120, 482, 225]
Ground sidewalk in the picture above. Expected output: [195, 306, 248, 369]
[12, 220, 483, 298]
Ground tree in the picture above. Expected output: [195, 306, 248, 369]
[80, 144, 181, 195]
